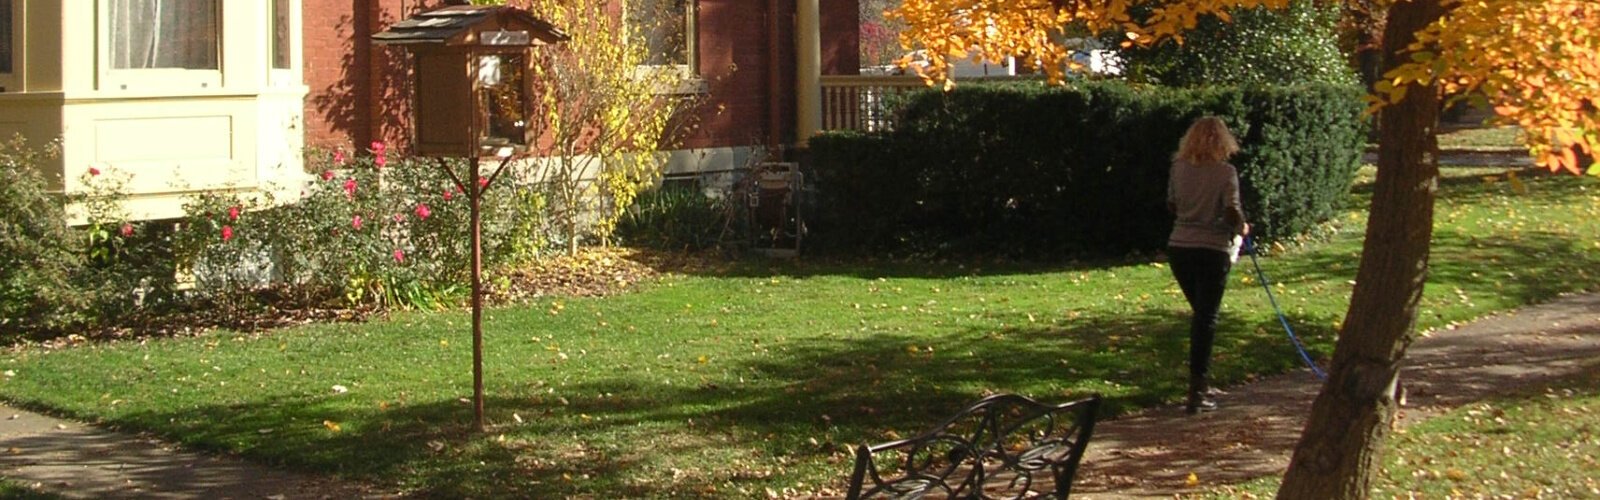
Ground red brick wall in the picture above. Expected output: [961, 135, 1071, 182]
[303, 0, 434, 155]
[302, 0, 859, 156]
[681, 0, 857, 151]
[821, 0, 861, 74]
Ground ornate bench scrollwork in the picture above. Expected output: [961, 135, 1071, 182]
[846, 393, 1102, 499]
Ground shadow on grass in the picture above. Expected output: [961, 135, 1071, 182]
[93, 306, 1340, 498]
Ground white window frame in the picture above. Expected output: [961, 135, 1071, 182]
[266, 0, 299, 87]
[628, 0, 697, 71]
[97, 0, 224, 93]
[0, 0, 21, 93]
[625, 0, 702, 94]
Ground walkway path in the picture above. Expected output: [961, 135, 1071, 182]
[0, 406, 391, 499]
[1071, 291, 1600, 498]
[1, 292, 1596, 499]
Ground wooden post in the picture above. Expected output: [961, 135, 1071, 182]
[469, 156, 486, 432]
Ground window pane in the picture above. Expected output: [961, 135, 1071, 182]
[479, 54, 529, 148]
[110, 0, 219, 70]
[272, 0, 290, 69]
[629, 0, 689, 66]
[1, 0, 13, 74]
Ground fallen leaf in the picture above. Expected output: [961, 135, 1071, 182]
[323, 420, 341, 433]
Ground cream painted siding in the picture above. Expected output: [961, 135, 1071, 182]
[0, 0, 307, 222]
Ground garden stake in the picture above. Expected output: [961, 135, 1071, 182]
[1242, 236, 1326, 381]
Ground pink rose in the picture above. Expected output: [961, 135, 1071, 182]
[478, 177, 489, 188]
[120, 223, 135, 238]
[393, 249, 406, 263]
[321, 170, 336, 181]
[89, 167, 101, 176]
[370, 141, 386, 154]
[393, 213, 405, 223]
[343, 178, 358, 199]
[228, 206, 240, 221]
[221, 225, 234, 242]
[333, 150, 347, 166]
[351, 215, 364, 230]
[374, 154, 387, 168]
[442, 189, 455, 201]
[414, 203, 431, 220]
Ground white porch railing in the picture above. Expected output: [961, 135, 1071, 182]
[819, 75, 930, 132]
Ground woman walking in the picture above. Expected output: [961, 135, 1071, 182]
[1166, 116, 1249, 415]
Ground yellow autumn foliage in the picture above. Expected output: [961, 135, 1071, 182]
[891, 0, 1598, 173]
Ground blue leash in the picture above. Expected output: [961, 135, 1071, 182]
[1242, 236, 1327, 380]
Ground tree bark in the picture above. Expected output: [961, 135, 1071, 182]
[1276, 0, 1448, 497]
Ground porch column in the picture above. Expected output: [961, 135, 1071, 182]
[796, 0, 822, 146]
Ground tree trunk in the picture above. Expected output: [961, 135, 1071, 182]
[1276, 0, 1448, 498]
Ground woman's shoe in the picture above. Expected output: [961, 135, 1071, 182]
[1185, 393, 1218, 415]
[1186, 378, 1219, 415]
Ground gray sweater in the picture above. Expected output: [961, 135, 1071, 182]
[1167, 159, 1247, 252]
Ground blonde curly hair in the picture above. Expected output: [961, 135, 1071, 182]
[1173, 116, 1240, 164]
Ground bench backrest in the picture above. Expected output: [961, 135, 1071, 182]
[846, 393, 1101, 499]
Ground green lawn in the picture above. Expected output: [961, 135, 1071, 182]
[1, 170, 1597, 498]
[0, 480, 59, 500]
[1203, 364, 1600, 499]
[1436, 126, 1526, 152]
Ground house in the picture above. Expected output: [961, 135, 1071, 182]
[0, 0, 860, 221]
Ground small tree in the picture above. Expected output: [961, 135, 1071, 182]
[484, 0, 697, 255]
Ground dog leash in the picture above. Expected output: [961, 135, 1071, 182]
[1242, 236, 1327, 380]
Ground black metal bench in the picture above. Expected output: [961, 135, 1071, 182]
[846, 393, 1102, 499]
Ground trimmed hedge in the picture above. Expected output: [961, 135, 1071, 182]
[806, 81, 1366, 257]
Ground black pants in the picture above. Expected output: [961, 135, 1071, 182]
[1168, 246, 1232, 383]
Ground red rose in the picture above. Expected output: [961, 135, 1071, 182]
[321, 170, 336, 181]
[415, 203, 431, 220]
[120, 223, 135, 238]
[89, 167, 101, 176]
[221, 225, 234, 241]
[352, 215, 364, 230]
[393, 249, 406, 263]
[343, 178, 358, 199]
[228, 206, 240, 221]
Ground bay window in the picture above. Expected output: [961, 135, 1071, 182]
[271, 0, 290, 70]
[103, 0, 221, 90]
[1, 0, 13, 76]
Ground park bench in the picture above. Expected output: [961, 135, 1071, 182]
[845, 393, 1102, 499]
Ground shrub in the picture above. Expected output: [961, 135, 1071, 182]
[806, 81, 1366, 257]
[173, 145, 556, 310]
[614, 184, 728, 251]
[0, 136, 174, 334]
[0, 136, 85, 331]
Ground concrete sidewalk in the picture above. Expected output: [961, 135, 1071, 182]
[0, 406, 390, 499]
[1071, 291, 1600, 498]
